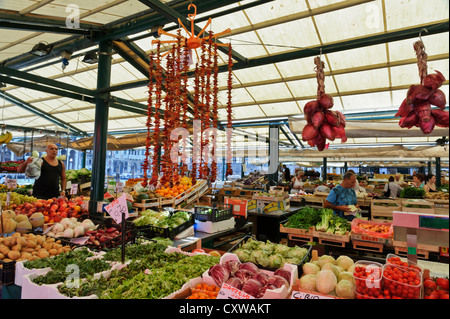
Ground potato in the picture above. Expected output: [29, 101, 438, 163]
[16, 237, 27, 247]
[31, 251, 38, 256]
[63, 246, 72, 252]
[0, 252, 4, 260]
[26, 240, 37, 249]
[48, 249, 58, 255]
[3, 237, 13, 248]
[11, 232, 21, 238]
[11, 244, 22, 252]
[42, 243, 53, 250]
[29, 255, 39, 261]
[20, 252, 32, 260]
[7, 250, 20, 260]
[37, 250, 49, 259]
[35, 245, 41, 251]
[57, 247, 65, 254]
[35, 235, 44, 246]
[0, 245, 9, 256]
[46, 237, 55, 243]
[52, 243, 61, 250]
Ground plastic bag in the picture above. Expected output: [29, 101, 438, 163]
[25, 158, 43, 179]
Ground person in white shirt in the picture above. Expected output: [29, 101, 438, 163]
[384, 176, 403, 198]
[290, 170, 304, 194]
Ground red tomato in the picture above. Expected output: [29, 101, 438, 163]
[440, 293, 449, 299]
[424, 279, 437, 290]
[436, 278, 449, 290]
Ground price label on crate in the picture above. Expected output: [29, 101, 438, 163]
[105, 194, 129, 224]
[5, 178, 17, 189]
[70, 236, 90, 245]
[291, 291, 334, 299]
[70, 183, 78, 195]
[217, 283, 254, 299]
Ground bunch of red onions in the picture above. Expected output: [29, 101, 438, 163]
[302, 56, 347, 151]
[396, 41, 449, 134]
[208, 260, 291, 298]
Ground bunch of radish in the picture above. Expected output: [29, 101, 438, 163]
[302, 56, 347, 151]
[396, 41, 449, 134]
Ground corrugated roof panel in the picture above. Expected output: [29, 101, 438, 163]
[109, 63, 139, 85]
[232, 105, 266, 119]
[388, 33, 449, 62]
[0, 0, 36, 11]
[326, 44, 387, 70]
[233, 64, 280, 84]
[245, 82, 293, 101]
[333, 68, 390, 92]
[287, 76, 338, 97]
[260, 101, 301, 116]
[340, 91, 392, 110]
[227, 31, 267, 59]
[242, 0, 309, 25]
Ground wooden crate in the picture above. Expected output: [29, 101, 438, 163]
[351, 232, 393, 245]
[352, 240, 384, 253]
[316, 231, 350, 247]
[427, 199, 449, 215]
[133, 197, 161, 212]
[371, 199, 401, 221]
[401, 199, 435, 215]
[393, 244, 430, 260]
[280, 224, 314, 242]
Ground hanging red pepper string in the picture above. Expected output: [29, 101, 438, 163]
[152, 42, 163, 182]
[143, 50, 156, 187]
[191, 63, 200, 185]
[180, 45, 190, 177]
[210, 42, 219, 182]
[225, 43, 234, 177]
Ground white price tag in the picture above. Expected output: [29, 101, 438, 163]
[70, 183, 78, 195]
[70, 236, 90, 245]
[291, 291, 334, 299]
[217, 283, 255, 299]
[105, 194, 129, 224]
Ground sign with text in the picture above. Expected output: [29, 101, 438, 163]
[291, 290, 335, 299]
[70, 183, 78, 195]
[217, 283, 255, 299]
[105, 194, 129, 224]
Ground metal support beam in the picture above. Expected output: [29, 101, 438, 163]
[0, 21, 99, 36]
[428, 161, 432, 175]
[89, 40, 112, 216]
[436, 157, 442, 188]
[344, 162, 348, 172]
[323, 157, 328, 181]
[268, 125, 279, 186]
[0, 90, 87, 136]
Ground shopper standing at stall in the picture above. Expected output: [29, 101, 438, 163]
[282, 164, 291, 182]
[424, 174, 438, 193]
[324, 171, 358, 220]
[383, 176, 403, 198]
[290, 170, 304, 194]
[412, 173, 426, 189]
[17, 144, 67, 199]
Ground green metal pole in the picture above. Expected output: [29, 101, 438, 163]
[323, 157, 328, 182]
[268, 125, 279, 186]
[82, 151, 86, 169]
[436, 157, 441, 188]
[89, 40, 112, 216]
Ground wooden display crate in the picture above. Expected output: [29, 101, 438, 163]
[426, 199, 449, 215]
[133, 197, 161, 212]
[280, 224, 314, 242]
[392, 243, 431, 260]
[401, 199, 435, 215]
[352, 240, 384, 253]
[370, 199, 401, 222]
[350, 232, 393, 245]
[315, 230, 351, 247]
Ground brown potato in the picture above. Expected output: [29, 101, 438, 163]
[7, 250, 20, 260]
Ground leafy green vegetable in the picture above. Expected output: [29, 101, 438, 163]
[400, 187, 425, 198]
[315, 208, 334, 232]
[284, 207, 322, 230]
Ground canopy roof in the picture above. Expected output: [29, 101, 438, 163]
[0, 0, 448, 152]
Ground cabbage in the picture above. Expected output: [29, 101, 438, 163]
[318, 255, 336, 268]
[77, 168, 91, 176]
[285, 257, 301, 265]
[335, 279, 355, 299]
[316, 270, 337, 294]
[299, 274, 317, 291]
[285, 246, 308, 260]
[336, 255, 354, 271]
[234, 249, 252, 262]
[242, 279, 263, 298]
[273, 244, 291, 256]
[226, 277, 243, 290]
[250, 251, 270, 267]
[302, 262, 320, 275]
[208, 264, 230, 286]
[338, 271, 355, 284]
[254, 272, 270, 286]
[321, 263, 339, 278]
[274, 268, 291, 283]
[347, 264, 356, 275]
[268, 254, 285, 269]
[268, 275, 290, 288]
[335, 266, 345, 274]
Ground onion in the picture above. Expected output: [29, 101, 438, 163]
[234, 269, 254, 283]
[311, 112, 325, 128]
[414, 100, 432, 123]
[337, 111, 346, 127]
[423, 70, 446, 90]
[407, 84, 432, 103]
[225, 277, 243, 290]
[314, 133, 327, 151]
[303, 100, 321, 117]
[319, 122, 335, 141]
[428, 89, 446, 109]
[224, 260, 241, 276]
[253, 272, 270, 286]
[419, 116, 436, 134]
[341, 134, 348, 143]
[268, 275, 290, 288]
[274, 268, 291, 283]
[239, 262, 259, 275]
[324, 110, 340, 127]
[431, 109, 450, 128]
[318, 93, 334, 109]
[208, 264, 230, 286]
[307, 139, 316, 147]
[399, 111, 419, 129]
[301, 123, 319, 141]
[332, 125, 346, 139]
[395, 98, 414, 117]
[241, 279, 263, 298]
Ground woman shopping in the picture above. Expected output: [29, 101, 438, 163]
[290, 170, 305, 194]
[424, 174, 438, 193]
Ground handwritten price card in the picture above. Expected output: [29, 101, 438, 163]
[105, 194, 129, 224]
[217, 283, 255, 299]
[291, 291, 334, 299]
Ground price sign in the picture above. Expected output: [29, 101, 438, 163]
[6, 178, 17, 189]
[105, 194, 129, 224]
[115, 182, 124, 193]
[70, 183, 78, 195]
[70, 236, 90, 245]
[6, 192, 11, 207]
[217, 283, 254, 299]
[291, 291, 334, 299]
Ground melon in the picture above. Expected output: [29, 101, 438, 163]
[1, 210, 16, 221]
[137, 193, 149, 201]
[14, 214, 29, 224]
[29, 213, 45, 228]
[16, 220, 32, 234]
[0, 219, 17, 234]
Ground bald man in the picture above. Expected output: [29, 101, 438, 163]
[18, 144, 67, 199]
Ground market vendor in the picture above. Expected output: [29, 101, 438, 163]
[323, 171, 358, 221]
[282, 164, 291, 182]
[424, 174, 438, 193]
[17, 144, 67, 199]
[412, 173, 425, 189]
[290, 170, 304, 194]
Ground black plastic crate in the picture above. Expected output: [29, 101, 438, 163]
[194, 203, 232, 222]
[0, 259, 16, 286]
[136, 212, 194, 239]
[227, 235, 312, 277]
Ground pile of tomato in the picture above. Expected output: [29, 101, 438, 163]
[423, 277, 449, 299]
[354, 264, 383, 299]
[382, 264, 421, 299]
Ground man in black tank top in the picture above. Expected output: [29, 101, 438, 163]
[17, 144, 67, 199]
